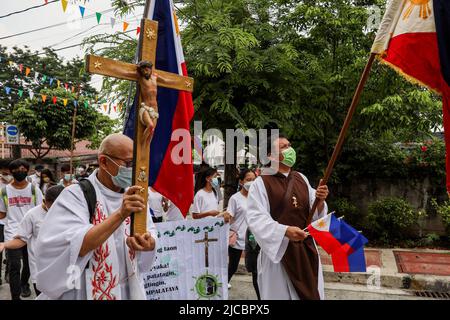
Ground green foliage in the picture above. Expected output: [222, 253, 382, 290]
[328, 197, 362, 229]
[431, 198, 450, 234]
[366, 197, 421, 245]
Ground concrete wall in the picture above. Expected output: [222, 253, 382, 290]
[331, 177, 448, 235]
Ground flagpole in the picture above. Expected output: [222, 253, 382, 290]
[308, 53, 377, 223]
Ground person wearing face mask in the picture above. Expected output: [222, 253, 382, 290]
[59, 164, 78, 187]
[35, 133, 158, 300]
[192, 167, 221, 219]
[28, 165, 44, 187]
[225, 168, 257, 288]
[0, 185, 64, 297]
[0, 159, 44, 300]
[39, 169, 57, 195]
[246, 134, 329, 300]
[0, 159, 12, 285]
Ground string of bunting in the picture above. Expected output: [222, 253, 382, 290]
[0, 83, 123, 113]
[57, 0, 142, 35]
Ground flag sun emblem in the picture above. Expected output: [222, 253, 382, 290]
[403, 0, 432, 20]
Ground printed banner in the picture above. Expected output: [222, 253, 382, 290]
[142, 218, 229, 300]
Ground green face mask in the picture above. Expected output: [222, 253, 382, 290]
[281, 147, 296, 168]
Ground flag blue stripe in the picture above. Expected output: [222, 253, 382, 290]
[348, 247, 367, 272]
[124, 0, 179, 185]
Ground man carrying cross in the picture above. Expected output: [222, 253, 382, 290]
[34, 72, 159, 300]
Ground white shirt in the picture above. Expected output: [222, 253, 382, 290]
[0, 183, 43, 241]
[36, 171, 157, 300]
[28, 174, 40, 186]
[15, 205, 47, 283]
[192, 189, 218, 218]
[148, 189, 164, 218]
[165, 203, 184, 221]
[227, 191, 248, 250]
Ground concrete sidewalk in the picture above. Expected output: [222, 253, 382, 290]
[236, 247, 450, 293]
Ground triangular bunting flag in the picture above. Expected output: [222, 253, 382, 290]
[110, 17, 116, 28]
[113, 105, 117, 112]
[79, 6, 85, 18]
[123, 22, 129, 32]
[19, 64, 23, 73]
[64, 83, 68, 90]
[71, 86, 75, 93]
[8, 61, 13, 66]
[45, 0, 48, 4]
[103, 104, 107, 112]
[49, 78, 54, 86]
[41, 94, 47, 103]
[52, 96, 57, 104]
[29, 90, 34, 100]
[96, 12, 102, 24]
[5, 87, 11, 95]
[136, 27, 141, 35]
[63, 99, 68, 106]
[74, 100, 78, 107]
[61, 0, 68, 13]
[42, 75, 47, 83]
[34, 72, 39, 81]
[84, 101, 89, 108]
[25, 67, 31, 76]
[57, 80, 61, 87]
[18, 89, 23, 98]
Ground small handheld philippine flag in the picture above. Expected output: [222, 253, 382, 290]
[307, 213, 368, 272]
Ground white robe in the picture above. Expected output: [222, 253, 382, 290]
[35, 170, 157, 300]
[245, 172, 327, 300]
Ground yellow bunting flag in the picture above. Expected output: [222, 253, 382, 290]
[61, 0, 68, 12]
[57, 80, 61, 87]
[123, 22, 129, 32]
[25, 67, 31, 76]
[41, 95, 47, 103]
[63, 99, 68, 106]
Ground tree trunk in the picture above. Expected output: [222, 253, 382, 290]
[12, 145, 21, 159]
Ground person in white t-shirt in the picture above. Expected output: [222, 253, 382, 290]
[28, 165, 44, 187]
[192, 167, 221, 219]
[148, 187, 169, 223]
[0, 159, 12, 285]
[226, 168, 256, 285]
[0, 184, 64, 296]
[165, 202, 184, 221]
[0, 159, 44, 300]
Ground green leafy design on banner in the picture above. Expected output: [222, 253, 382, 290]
[214, 221, 224, 227]
[203, 226, 214, 232]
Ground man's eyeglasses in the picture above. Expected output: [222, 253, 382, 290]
[103, 155, 134, 168]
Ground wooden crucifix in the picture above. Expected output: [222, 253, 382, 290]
[85, 18, 194, 235]
[195, 232, 218, 268]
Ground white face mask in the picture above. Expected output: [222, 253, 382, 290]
[0, 174, 13, 183]
[243, 181, 253, 191]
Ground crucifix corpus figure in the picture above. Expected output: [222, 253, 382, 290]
[85, 19, 194, 235]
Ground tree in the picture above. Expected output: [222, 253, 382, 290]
[0, 46, 117, 158]
[12, 87, 117, 159]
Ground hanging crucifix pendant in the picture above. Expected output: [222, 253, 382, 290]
[292, 195, 298, 208]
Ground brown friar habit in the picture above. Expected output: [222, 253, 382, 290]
[261, 170, 320, 300]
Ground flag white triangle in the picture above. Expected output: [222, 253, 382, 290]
[29, 90, 34, 100]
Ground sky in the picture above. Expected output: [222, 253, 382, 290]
[0, 0, 146, 118]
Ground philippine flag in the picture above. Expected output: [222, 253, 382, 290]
[124, 0, 194, 215]
[371, 0, 450, 190]
[307, 213, 368, 272]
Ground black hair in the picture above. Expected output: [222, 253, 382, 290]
[60, 164, 71, 172]
[9, 159, 30, 172]
[40, 168, 57, 190]
[35, 165, 44, 171]
[194, 166, 218, 195]
[238, 168, 255, 181]
[45, 185, 65, 203]
[0, 159, 11, 170]
[265, 132, 288, 157]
